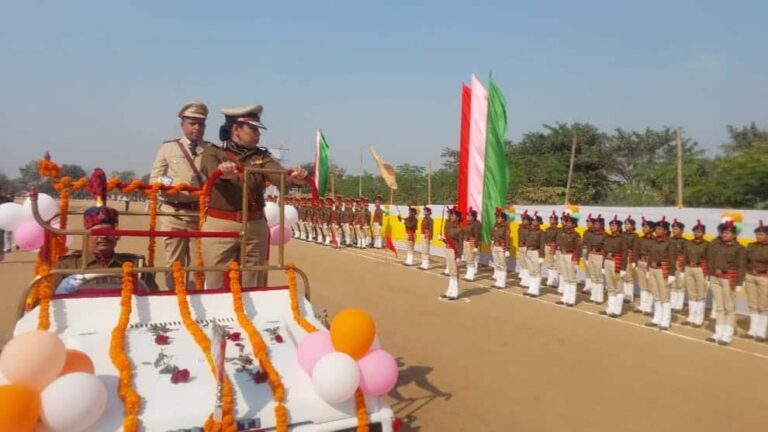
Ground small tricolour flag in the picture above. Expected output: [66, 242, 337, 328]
[314, 129, 330, 196]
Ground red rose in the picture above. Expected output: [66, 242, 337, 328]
[228, 332, 242, 342]
[392, 418, 403, 432]
[171, 368, 191, 384]
[274, 334, 284, 343]
[253, 370, 268, 384]
[154, 334, 171, 345]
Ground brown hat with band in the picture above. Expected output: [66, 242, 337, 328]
[222, 104, 266, 129]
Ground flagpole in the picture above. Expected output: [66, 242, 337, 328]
[358, 149, 363, 197]
[676, 129, 684, 209]
[330, 171, 335, 197]
[427, 161, 432, 205]
[564, 133, 578, 205]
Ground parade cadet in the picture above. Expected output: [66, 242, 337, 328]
[331, 195, 343, 248]
[372, 195, 384, 249]
[683, 220, 709, 327]
[707, 222, 746, 344]
[555, 213, 581, 307]
[462, 208, 481, 281]
[585, 215, 607, 304]
[419, 207, 434, 270]
[150, 101, 214, 288]
[341, 198, 354, 246]
[600, 216, 627, 317]
[581, 214, 595, 294]
[491, 208, 510, 289]
[670, 219, 687, 312]
[199, 104, 308, 289]
[517, 211, 532, 287]
[622, 215, 639, 304]
[323, 198, 334, 246]
[54, 170, 158, 293]
[306, 199, 316, 242]
[362, 197, 373, 248]
[544, 211, 561, 289]
[524, 213, 546, 297]
[440, 207, 464, 300]
[353, 198, 364, 248]
[744, 220, 768, 340]
[634, 218, 656, 315]
[644, 219, 675, 330]
[402, 206, 418, 266]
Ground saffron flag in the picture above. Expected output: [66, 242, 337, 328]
[314, 130, 330, 196]
[458, 74, 509, 243]
[370, 147, 398, 190]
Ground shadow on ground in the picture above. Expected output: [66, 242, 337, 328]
[388, 357, 451, 432]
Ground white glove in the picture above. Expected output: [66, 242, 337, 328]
[620, 270, 626, 278]
[736, 285, 744, 293]
[438, 235, 445, 241]
[473, 248, 479, 253]
[667, 276, 675, 283]
[601, 269, 605, 275]
[538, 258, 544, 264]
[505, 251, 510, 257]
[679, 272, 685, 280]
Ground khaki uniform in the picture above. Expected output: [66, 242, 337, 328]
[683, 238, 709, 326]
[53, 252, 158, 293]
[585, 228, 606, 303]
[544, 225, 561, 270]
[644, 237, 676, 329]
[670, 235, 687, 310]
[199, 145, 283, 289]
[635, 234, 655, 313]
[524, 228, 545, 279]
[442, 221, 465, 299]
[517, 225, 529, 274]
[602, 233, 626, 296]
[420, 215, 433, 266]
[707, 239, 746, 342]
[403, 214, 418, 265]
[342, 206, 354, 245]
[556, 228, 581, 306]
[745, 241, 768, 339]
[491, 221, 509, 288]
[372, 207, 384, 248]
[150, 137, 213, 287]
[463, 219, 481, 279]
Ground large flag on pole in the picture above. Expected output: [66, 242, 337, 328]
[457, 83, 472, 221]
[369, 147, 398, 190]
[314, 130, 330, 196]
[459, 74, 509, 243]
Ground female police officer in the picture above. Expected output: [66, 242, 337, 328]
[200, 105, 307, 288]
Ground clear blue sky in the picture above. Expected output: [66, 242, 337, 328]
[1, 0, 766, 178]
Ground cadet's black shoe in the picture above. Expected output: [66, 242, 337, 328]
[659, 326, 670, 331]
[740, 334, 754, 340]
[439, 294, 448, 299]
[447, 296, 458, 301]
[598, 311, 608, 316]
[555, 300, 565, 305]
[644, 322, 658, 328]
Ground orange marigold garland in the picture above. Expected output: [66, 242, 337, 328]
[285, 263, 369, 431]
[172, 262, 236, 432]
[35, 264, 53, 330]
[194, 192, 209, 290]
[144, 183, 161, 267]
[228, 262, 288, 431]
[108, 262, 141, 432]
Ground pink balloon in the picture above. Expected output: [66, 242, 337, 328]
[14, 219, 46, 251]
[358, 349, 398, 396]
[269, 224, 292, 247]
[296, 331, 334, 376]
[0, 330, 66, 391]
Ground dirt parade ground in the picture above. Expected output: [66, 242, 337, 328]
[2, 213, 768, 432]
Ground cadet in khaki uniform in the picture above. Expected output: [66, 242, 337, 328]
[644, 219, 676, 331]
[744, 221, 768, 341]
[440, 207, 464, 300]
[621, 216, 639, 304]
[544, 212, 561, 289]
[322, 198, 333, 246]
[150, 102, 214, 288]
[491, 208, 510, 288]
[517, 211, 532, 287]
[581, 215, 594, 294]
[600, 216, 627, 317]
[419, 207, 434, 269]
[200, 105, 308, 289]
[585, 215, 606, 304]
[555, 214, 581, 307]
[670, 220, 687, 311]
[524, 214, 546, 297]
[706, 222, 745, 345]
[362, 198, 372, 248]
[634, 218, 656, 315]
[372, 196, 384, 249]
[342, 198, 354, 246]
[54, 175, 158, 293]
[402, 206, 418, 266]
[683, 220, 709, 327]
[462, 208, 481, 281]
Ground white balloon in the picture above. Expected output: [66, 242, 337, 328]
[41, 373, 108, 432]
[284, 205, 299, 226]
[0, 202, 24, 231]
[23, 193, 60, 222]
[311, 352, 360, 404]
[264, 202, 281, 227]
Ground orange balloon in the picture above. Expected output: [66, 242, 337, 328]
[0, 384, 41, 431]
[59, 350, 95, 376]
[330, 308, 376, 360]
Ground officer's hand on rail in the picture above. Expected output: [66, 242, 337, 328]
[218, 161, 239, 180]
[288, 167, 309, 185]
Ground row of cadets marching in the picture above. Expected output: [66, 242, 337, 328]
[287, 195, 387, 249]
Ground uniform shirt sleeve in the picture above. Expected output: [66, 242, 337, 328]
[738, 245, 747, 285]
[150, 143, 170, 181]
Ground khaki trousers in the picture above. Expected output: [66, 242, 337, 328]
[587, 254, 604, 283]
[604, 258, 621, 294]
[445, 248, 458, 276]
[684, 266, 707, 301]
[372, 222, 381, 237]
[202, 216, 268, 290]
[421, 235, 431, 260]
[745, 274, 768, 313]
[159, 204, 199, 289]
[624, 263, 636, 283]
[558, 253, 577, 284]
[526, 250, 542, 277]
[518, 247, 527, 271]
[636, 260, 649, 292]
[491, 246, 507, 272]
[710, 277, 736, 327]
[672, 269, 685, 291]
[544, 245, 557, 269]
[648, 267, 669, 302]
[464, 241, 476, 265]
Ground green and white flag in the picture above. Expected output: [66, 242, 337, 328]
[314, 129, 330, 196]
